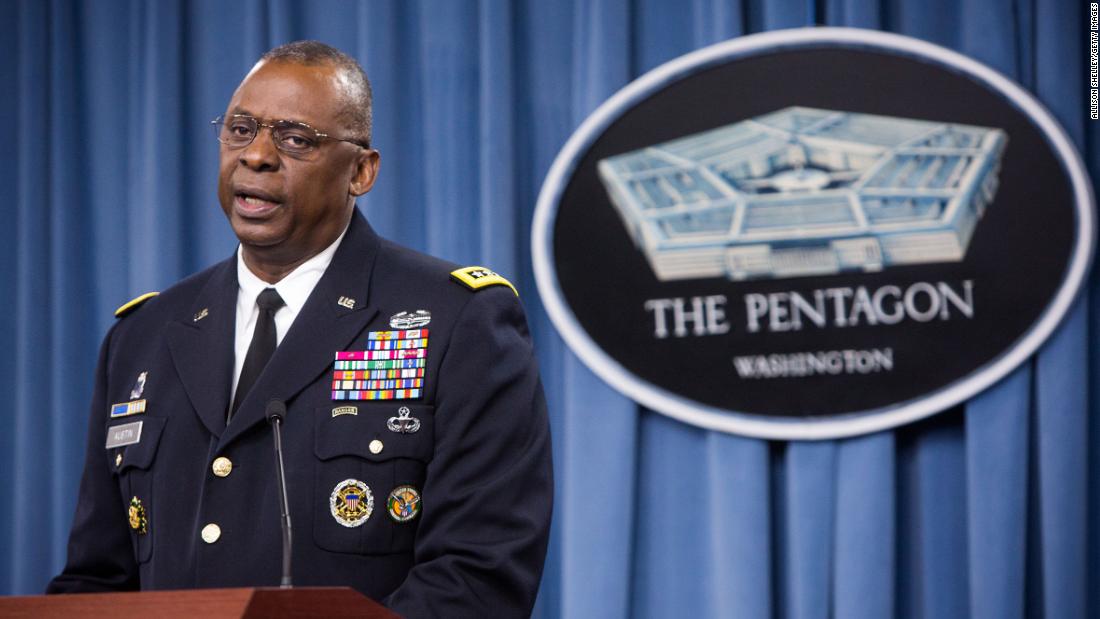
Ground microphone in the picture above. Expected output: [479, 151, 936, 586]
[265, 399, 293, 588]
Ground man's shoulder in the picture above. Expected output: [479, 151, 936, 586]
[375, 238, 459, 281]
[375, 239, 519, 302]
[373, 240, 464, 303]
[112, 259, 232, 326]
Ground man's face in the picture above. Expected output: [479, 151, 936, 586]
[217, 60, 378, 266]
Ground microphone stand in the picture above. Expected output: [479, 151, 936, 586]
[266, 399, 293, 588]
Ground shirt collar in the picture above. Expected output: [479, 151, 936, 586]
[235, 223, 350, 315]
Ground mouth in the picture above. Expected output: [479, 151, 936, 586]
[233, 187, 284, 218]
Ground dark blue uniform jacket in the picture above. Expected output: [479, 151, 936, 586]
[47, 210, 553, 618]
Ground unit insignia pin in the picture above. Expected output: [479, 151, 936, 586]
[128, 496, 147, 534]
[387, 406, 421, 434]
[130, 371, 148, 400]
[330, 479, 373, 527]
[386, 485, 422, 523]
[115, 452, 123, 468]
[193, 308, 209, 322]
[390, 310, 431, 329]
[337, 296, 356, 310]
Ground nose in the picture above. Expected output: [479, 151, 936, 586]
[237, 125, 280, 171]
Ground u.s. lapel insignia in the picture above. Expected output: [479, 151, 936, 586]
[330, 479, 373, 527]
[337, 296, 356, 310]
[386, 485, 421, 523]
[129, 372, 148, 400]
[390, 310, 431, 329]
[387, 406, 421, 434]
[128, 496, 147, 534]
[193, 308, 209, 322]
[331, 330, 429, 401]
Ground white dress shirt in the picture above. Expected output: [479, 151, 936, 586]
[230, 225, 348, 405]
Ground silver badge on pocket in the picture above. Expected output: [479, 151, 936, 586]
[387, 406, 421, 434]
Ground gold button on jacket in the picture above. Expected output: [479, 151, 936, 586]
[212, 456, 233, 478]
[201, 523, 221, 544]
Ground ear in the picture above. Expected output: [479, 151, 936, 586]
[349, 149, 381, 197]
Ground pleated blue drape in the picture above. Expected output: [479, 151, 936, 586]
[3, 1, 1096, 617]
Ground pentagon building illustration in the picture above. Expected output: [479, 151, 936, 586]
[597, 107, 1007, 281]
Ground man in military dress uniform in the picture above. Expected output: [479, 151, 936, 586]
[47, 41, 553, 618]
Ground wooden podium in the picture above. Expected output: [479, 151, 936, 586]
[0, 587, 400, 618]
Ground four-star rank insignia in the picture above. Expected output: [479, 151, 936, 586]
[114, 292, 159, 318]
[332, 330, 428, 401]
[128, 496, 147, 534]
[449, 266, 518, 296]
[387, 485, 421, 523]
[330, 479, 374, 527]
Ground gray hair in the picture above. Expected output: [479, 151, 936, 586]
[261, 40, 373, 147]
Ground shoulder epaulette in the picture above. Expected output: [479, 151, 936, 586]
[114, 292, 159, 318]
[449, 266, 518, 296]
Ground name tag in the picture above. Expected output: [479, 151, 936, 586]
[105, 421, 143, 449]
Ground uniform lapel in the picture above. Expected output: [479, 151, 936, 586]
[165, 258, 238, 437]
[216, 211, 382, 451]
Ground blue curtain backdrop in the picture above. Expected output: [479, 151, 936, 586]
[3, 0, 1096, 617]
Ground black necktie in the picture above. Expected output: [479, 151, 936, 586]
[231, 287, 285, 420]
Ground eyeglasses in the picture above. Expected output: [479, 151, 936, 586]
[211, 114, 369, 157]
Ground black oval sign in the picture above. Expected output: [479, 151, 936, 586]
[532, 28, 1094, 439]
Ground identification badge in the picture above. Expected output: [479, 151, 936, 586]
[105, 421, 143, 449]
[330, 478, 374, 527]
